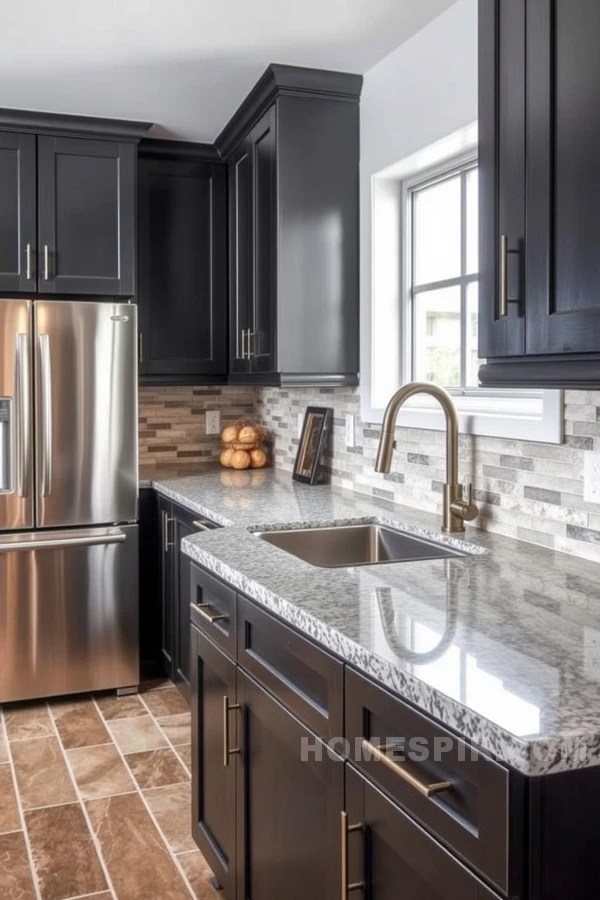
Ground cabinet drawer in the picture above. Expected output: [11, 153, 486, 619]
[237, 596, 343, 741]
[190, 564, 237, 659]
[345, 667, 522, 897]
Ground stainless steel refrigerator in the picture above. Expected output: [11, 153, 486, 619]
[0, 299, 139, 703]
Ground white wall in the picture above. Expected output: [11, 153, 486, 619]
[359, 0, 478, 402]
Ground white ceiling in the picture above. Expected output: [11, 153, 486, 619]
[0, 0, 455, 142]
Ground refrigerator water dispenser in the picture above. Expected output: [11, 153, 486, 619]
[0, 400, 12, 493]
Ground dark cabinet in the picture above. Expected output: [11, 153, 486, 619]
[37, 137, 135, 295]
[0, 132, 36, 292]
[139, 488, 161, 679]
[222, 65, 362, 387]
[158, 497, 213, 696]
[346, 766, 501, 900]
[0, 111, 146, 298]
[138, 144, 228, 384]
[191, 625, 237, 898]
[236, 670, 344, 900]
[228, 109, 276, 376]
[480, 0, 600, 386]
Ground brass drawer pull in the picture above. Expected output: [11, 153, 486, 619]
[192, 602, 228, 625]
[362, 739, 452, 798]
[341, 811, 364, 898]
[223, 695, 240, 767]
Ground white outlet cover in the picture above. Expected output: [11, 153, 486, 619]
[205, 410, 221, 435]
[584, 451, 600, 504]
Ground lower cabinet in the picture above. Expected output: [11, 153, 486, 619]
[346, 765, 500, 900]
[158, 497, 216, 696]
[191, 622, 344, 900]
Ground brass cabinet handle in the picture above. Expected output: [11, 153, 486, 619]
[43, 245, 50, 281]
[362, 739, 452, 798]
[163, 512, 174, 552]
[192, 520, 213, 532]
[25, 243, 32, 281]
[191, 602, 228, 625]
[340, 811, 364, 899]
[223, 695, 240, 767]
[499, 234, 508, 318]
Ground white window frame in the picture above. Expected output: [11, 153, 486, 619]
[361, 125, 563, 443]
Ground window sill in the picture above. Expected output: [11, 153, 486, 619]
[360, 390, 563, 443]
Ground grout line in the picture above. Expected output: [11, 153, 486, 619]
[0, 828, 25, 838]
[0, 707, 44, 900]
[6, 732, 58, 744]
[62, 890, 112, 900]
[63, 741, 114, 754]
[45, 702, 119, 900]
[91, 693, 197, 899]
[137, 694, 192, 778]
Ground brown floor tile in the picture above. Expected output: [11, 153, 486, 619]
[50, 698, 111, 750]
[142, 686, 190, 718]
[25, 803, 107, 900]
[144, 782, 196, 853]
[0, 764, 20, 835]
[107, 715, 168, 754]
[95, 693, 146, 720]
[0, 722, 8, 763]
[12, 737, 77, 810]
[3, 702, 54, 741]
[140, 677, 174, 693]
[0, 831, 37, 899]
[67, 744, 136, 800]
[126, 748, 189, 790]
[157, 712, 191, 746]
[86, 792, 192, 900]
[177, 851, 220, 900]
[176, 745, 192, 772]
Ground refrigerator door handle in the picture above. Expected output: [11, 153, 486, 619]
[15, 333, 31, 499]
[0, 527, 127, 553]
[38, 333, 53, 497]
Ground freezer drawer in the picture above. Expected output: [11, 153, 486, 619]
[0, 525, 139, 703]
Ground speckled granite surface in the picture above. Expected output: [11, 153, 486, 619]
[141, 465, 600, 776]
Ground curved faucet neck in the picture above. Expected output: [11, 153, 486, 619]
[376, 382, 459, 485]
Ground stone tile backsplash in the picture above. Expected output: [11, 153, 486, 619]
[257, 387, 600, 564]
[139, 385, 256, 465]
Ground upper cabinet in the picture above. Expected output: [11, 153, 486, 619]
[138, 142, 228, 384]
[0, 110, 150, 298]
[479, 0, 600, 386]
[219, 64, 363, 387]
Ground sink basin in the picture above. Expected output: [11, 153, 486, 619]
[255, 523, 467, 568]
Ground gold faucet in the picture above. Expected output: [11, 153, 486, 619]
[375, 382, 478, 534]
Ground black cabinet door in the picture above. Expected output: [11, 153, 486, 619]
[157, 496, 175, 679]
[236, 670, 344, 900]
[478, 0, 526, 359]
[0, 132, 37, 293]
[526, 0, 600, 354]
[37, 136, 135, 296]
[139, 488, 162, 679]
[173, 512, 197, 697]
[191, 626, 238, 898]
[249, 107, 277, 374]
[346, 766, 499, 900]
[138, 157, 227, 381]
[229, 137, 253, 374]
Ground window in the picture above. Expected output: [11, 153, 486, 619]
[407, 159, 480, 389]
[362, 125, 562, 443]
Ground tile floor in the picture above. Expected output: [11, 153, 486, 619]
[0, 681, 220, 900]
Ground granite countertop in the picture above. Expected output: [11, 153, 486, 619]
[141, 464, 600, 776]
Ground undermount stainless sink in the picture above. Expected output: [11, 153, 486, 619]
[255, 523, 467, 568]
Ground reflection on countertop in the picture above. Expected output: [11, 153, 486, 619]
[141, 465, 600, 776]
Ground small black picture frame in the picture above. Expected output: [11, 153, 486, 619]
[293, 407, 332, 485]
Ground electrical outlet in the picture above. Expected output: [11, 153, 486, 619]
[298, 413, 304, 439]
[584, 452, 600, 503]
[345, 414, 355, 448]
[205, 410, 221, 435]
